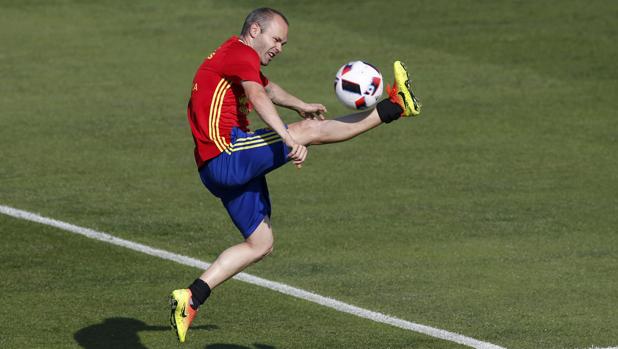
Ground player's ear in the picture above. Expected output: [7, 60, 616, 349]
[249, 22, 261, 38]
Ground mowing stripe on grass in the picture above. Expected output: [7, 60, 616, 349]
[1, 204, 504, 349]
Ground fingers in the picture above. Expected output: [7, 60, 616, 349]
[308, 111, 326, 121]
[316, 104, 328, 120]
[287, 143, 307, 167]
[300, 104, 328, 120]
[291, 144, 307, 163]
[313, 104, 327, 120]
[284, 133, 307, 167]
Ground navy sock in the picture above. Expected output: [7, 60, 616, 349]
[188, 278, 211, 310]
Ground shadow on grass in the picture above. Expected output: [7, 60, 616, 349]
[74, 317, 217, 349]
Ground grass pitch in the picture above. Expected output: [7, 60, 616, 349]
[1, 1, 616, 348]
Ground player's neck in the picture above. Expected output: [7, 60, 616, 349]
[238, 36, 250, 46]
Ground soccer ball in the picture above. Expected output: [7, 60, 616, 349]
[334, 61, 383, 110]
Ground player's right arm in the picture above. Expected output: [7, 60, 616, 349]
[241, 80, 307, 167]
[265, 81, 326, 120]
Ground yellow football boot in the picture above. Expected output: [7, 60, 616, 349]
[387, 60, 421, 117]
[169, 289, 197, 343]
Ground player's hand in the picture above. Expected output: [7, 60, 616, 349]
[298, 103, 327, 120]
[283, 134, 308, 168]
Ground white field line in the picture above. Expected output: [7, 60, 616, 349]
[0, 204, 506, 348]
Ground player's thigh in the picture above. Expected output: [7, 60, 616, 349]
[220, 176, 272, 238]
[203, 128, 289, 188]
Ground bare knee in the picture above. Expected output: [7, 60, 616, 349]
[288, 119, 324, 145]
[246, 218, 275, 260]
[248, 239, 273, 261]
[262, 244, 274, 258]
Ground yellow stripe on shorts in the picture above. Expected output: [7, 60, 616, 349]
[229, 131, 282, 153]
[230, 138, 283, 152]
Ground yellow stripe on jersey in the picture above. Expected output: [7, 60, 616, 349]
[208, 79, 225, 151]
[214, 80, 232, 151]
[208, 79, 231, 152]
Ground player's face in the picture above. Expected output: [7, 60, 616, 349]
[253, 15, 288, 66]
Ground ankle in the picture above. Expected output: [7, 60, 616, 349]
[188, 278, 211, 310]
[377, 99, 403, 123]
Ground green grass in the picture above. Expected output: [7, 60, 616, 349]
[1, 1, 617, 348]
[1, 214, 464, 349]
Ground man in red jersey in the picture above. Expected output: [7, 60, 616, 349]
[170, 7, 421, 342]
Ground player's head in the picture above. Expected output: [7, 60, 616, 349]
[240, 8, 288, 66]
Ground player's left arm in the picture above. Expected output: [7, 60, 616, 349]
[265, 81, 327, 120]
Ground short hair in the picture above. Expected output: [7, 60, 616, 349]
[240, 8, 288, 35]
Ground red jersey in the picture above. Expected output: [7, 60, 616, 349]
[188, 36, 269, 168]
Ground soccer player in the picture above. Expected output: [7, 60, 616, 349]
[170, 7, 421, 342]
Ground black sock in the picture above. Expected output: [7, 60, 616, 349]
[188, 278, 211, 310]
[376, 99, 404, 123]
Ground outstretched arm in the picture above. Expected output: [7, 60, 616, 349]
[241, 80, 307, 167]
[265, 81, 327, 120]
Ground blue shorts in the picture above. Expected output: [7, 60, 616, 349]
[199, 127, 290, 238]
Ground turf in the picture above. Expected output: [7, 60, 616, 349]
[0, 214, 465, 349]
[1, 1, 616, 348]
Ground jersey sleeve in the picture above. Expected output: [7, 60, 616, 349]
[260, 72, 269, 87]
[222, 45, 263, 85]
